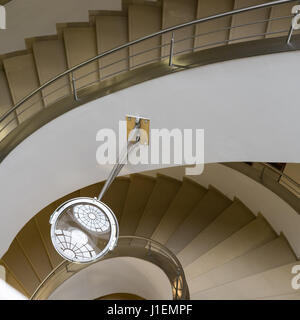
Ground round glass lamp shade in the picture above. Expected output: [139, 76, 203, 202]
[49, 197, 119, 263]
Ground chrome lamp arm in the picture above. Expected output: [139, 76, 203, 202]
[97, 119, 141, 201]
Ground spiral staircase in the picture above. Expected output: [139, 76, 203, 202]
[0, 169, 299, 300]
[1, 0, 300, 300]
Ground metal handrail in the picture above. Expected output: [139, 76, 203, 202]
[30, 235, 189, 300]
[0, 0, 298, 125]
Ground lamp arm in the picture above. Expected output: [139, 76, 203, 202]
[97, 121, 141, 201]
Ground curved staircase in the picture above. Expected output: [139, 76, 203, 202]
[0, 0, 299, 143]
[1, 172, 298, 299]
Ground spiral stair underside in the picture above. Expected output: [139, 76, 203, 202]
[0, 172, 298, 300]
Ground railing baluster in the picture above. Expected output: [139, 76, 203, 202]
[169, 32, 175, 67]
[71, 72, 79, 101]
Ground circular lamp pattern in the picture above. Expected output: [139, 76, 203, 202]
[50, 197, 119, 264]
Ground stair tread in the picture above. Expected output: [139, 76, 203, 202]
[96, 15, 129, 78]
[166, 185, 232, 254]
[135, 174, 182, 238]
[2, 241, 41, 295]
[151, 177, 207, 244]
[229, 0, 271, 43]
[178, 199, 255, 267]
[184, 216, 276, 277]
[33, 39, 70, 106]
[63, 27, 99, 89]
[192, 261, 299, 300]
[120, 174, 156, 236]
[3, 53, 43, 123]
[162, 0, 197, 57]
[16, 219, 53, 281]
[0, 69, 17, 140]
[195, 0, 234, 50]
[190, 235, 296, 294]
[101, 177, 131, 221]
[128, 4, 162, 68]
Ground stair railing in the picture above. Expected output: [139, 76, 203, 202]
[30, 236, 189, 300]
[0, 0, 299, 141]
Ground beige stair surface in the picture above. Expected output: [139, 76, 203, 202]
[4, 268, 29, 298]
[261, 292, 300, 300]
[184, 216, 276, 279]
[1, 240, 41, 296]
[96, 15, 129, 78]
[63, 27, 99, 90]
[165, 186, 232, 254]
[189, 235, 296, 294]
[151, 177, 207, 244]
[128, 4, 162, 68]
[34, 190, 81, 268]
[177, 199, 255, 267]
[134, 174, 181, 238]
[3, 53, 44, 123]
[119, 174, 156, 237]
[229, 0, 272, 43]
[33, 39, 70, 106]
[35, 204, 64, 269]
[161, 0, 197, 57]
[0, 69, 17, 140]
[80, 178, 130, 221]
[266, 2, 300, 38]
[195, 0, 234, 50]
[16, 219, 53, 281]
[192, 262, 299, 300]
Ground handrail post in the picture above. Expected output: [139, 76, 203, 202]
[71, 72, 79, 101]
[287, 2, 300, 44]
[169, 32, 175, 67]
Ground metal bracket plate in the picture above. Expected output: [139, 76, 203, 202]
[126, 115, 150, 145]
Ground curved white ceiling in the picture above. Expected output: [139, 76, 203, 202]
[48, 257, 172, 300]
[0, 51, 300, 256]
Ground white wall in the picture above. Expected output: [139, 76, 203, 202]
[0, 0, 121, 54]
[1, 51, 300, 257]
[48, 257, 172, 300]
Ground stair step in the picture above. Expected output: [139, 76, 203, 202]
[184, 216, 276, 278]
[79, 178, 130, 221]
[166, 186, 232, 254]
[229, 0, 271, 43]
[178, 199, 255, 267]
[4, 269, 29, 298]
[135, 174, 182, 238]
[162, 0, 197, 57]
[35, 203, 64, 268]
[266, 2, 300, 38]
[101, 177, 131, 221]
[190, 235, 296, 294]
[195, 0, 234, 50]
[3, 53, 44, 123]
[151, 177, 206, 244]
[128, 4, 162, 68]
[16, 219, 52, 281]
[79, 181, 104, 198]
[63, 27, 99, 90]
[96, 15, 129, 78]
[192, 262, 299, 300]
[33, 39, 70, 106]
[120, 174, 156, 236]
[0, 69, 17, 140]
[2, 240, 41, 295]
